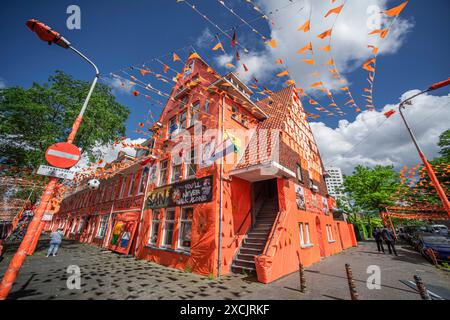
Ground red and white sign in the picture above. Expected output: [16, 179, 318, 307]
[45, 142, 81, 169]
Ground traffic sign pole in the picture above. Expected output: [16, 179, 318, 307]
[0, 19, 100, 300]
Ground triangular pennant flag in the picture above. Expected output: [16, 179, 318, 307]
[297, 42, 313, 54]
[302, 59, 315, 65]
[369, 29, 389, 38]
[267, 39, 277, 48]
[275, 58, 283, 64]
[310, 82, 323, 88]
[318, 29, 332, 39]
[319, 45, 331, 52]
[383, 1, 408, 17]
[297, 20, 310, 32]
[325, 4, 344, 18]
[276, 70, 289, 77]
[188, 52, 201, 60]
[230, 30, 237, 47]
[212, 41, 224, 52]
[173, 52, 181, 62]
[163, 64, 168, 73]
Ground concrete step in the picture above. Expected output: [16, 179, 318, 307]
[233, 259, 255, 269]
[237, 253, 255, 262]
[242, 242, 265, 250]
[240, 247, 263, 255]
[231, 265, 256, 275]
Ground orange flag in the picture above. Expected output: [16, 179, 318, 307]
[309, 99, 318, 105]
[325, 4, 344, 18]
[297, 20, 310, 32]
[140, 68, 150, 76]
[267, 39, 277, 48]
[212, 41, 224, 52]
[188, 52, 201, 60]
[277, 70, 289, 77]
[383, 1, 408, 17]
[325, 58, 334, 66]
[363, 58, 376, 72]
[384, 109, 396, 118]
[341, 87, 349, 91]
[319, 45, 331, 52]
[302, 59, 315, 65]
[318, 29, 332, 39]
[368, 45, 379, 55]
[163, 64, 168, 73]
[369, 29, 389, 38]
[275, 58, 284, 64]
[173, 52, 181, 62]
[297, 42, 313, 54]
[310, 82, 323, 88]
[285, 80, 296, 85]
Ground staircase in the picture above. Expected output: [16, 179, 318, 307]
[231, 197, 279, 275]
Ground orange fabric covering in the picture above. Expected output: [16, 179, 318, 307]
[255, 178, 357, 284]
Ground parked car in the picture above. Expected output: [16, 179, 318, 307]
[430, 224, 449, 236]
[411, 232, 434, 251]
[402, 226, 424, 244]
[417, 235, 450, 262]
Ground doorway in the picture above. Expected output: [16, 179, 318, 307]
[251, 179, 279, 221]
[315, 216, 325, 257]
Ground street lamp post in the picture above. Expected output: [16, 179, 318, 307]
[398, 77, 450, 216]
[0, 19, 99, 300]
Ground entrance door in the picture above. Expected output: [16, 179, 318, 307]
[337, 223, 344, 249]
[315, 216, 325, 257]
[251, 179, 279, 222]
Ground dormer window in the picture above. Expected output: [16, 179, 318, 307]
[231, 105, 239, 121]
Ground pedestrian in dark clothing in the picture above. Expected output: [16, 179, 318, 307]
[381, 226, 398, 256]
[372, 227, 385, 253]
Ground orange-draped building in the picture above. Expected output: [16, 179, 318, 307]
[49, 54, 357, 283]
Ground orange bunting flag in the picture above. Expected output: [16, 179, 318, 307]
[383, 1, 408, 17]
[368, 45, 379, 55]
[364, 88, 372, 93]
[173, 52, 181, 62]
[297, 19, 310, 32]
[310, 81, 323, 88]
[317, 29, 332, 39]
[243, 64, 248, 72]
[140, 68, 150, 76]
[297, 42, 313, 54]
[384, 109, 396, 118]
[188, 52, 201, 60]
[285, 80, 296, 86]
[325, 58, 334, 66]
[324, 4, 344, 18]
[275, 58, 284, 64]
[319, 45, 331, 52]
[267, 39, 277, 48]
[341, 86, 349, 91]
[302, 59, 315, 65]
[363, 58, 376, 72]
[276, 70, 289, 77]
[225, 63, 235, 69]
[212, 41, 224, 52]
[132, 90, 140, 97]
[369, 29, 389, 38]
[309, 99, 318, 105]
[138, 122, 144, 128]
[163, 64, 168, 73]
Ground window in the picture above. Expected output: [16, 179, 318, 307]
[179, 207, 193, 251]
[138, 168, 149, 195]
[119, 177, 126, 199]
[70, 219, 78, 234]
[128, 173, 136, 196]
[241, 116, 247, 127]
[162, 209, 175, 247]
[189, 101, 200, 127]
[296, 164, 303, 182]
[77, 219, 85, 234]
[203, 99, 210, 114]
[159, 160, 168, 186]
[171, 163, 182, 183]
[186, 148, 197, 178]
[326, 225, 335, 242]
[231, 105, 239, 120]
[148, 210, 161, 246]
[96, 215, 109, 238]
[299, 223, 311, 247]
[179, 110, 187, 129]
[168, 116, 178, 135]
[180, 95, 189, 109]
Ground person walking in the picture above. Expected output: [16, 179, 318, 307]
[46, 228, 64, 257]
[372, 227, 385, 253]
[381, 225, 398, 256]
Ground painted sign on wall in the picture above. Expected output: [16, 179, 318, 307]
[146, 176, 213, 209]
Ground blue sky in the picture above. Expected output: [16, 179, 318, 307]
[0, 0, 449, 148]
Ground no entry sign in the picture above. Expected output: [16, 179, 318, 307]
[45, 142, 81, 169]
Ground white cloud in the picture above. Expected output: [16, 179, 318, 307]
[72, 138, 146, 172]
[311, 90, 450, 175]
[196, 28, 215, 49]
[245, 0, 414, 93]
[103, 75, 136, 96]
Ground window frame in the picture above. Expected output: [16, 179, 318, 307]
[96, 215, 109, 238]
[162, 209, 176, 248]
[178, 207, 193, 251]
[186, 148, 197, 179]
[188, 101, 200, 127]
[147, 209, 161, 246]
[158, 160, 168, 187]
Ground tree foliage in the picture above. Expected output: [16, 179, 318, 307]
[342, 165, 401, 212]
[0, 71, 130, 169]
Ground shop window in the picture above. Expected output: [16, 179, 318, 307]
[299, 223, 311, 247]
[168, 116, 178, 135]
[148, 210, 161, 246]
[163, 209, 175, 247]
[186, 148, 197, 178]
[159, 160, 168, 186]
[96, 215, 109, 238]
[128, 173, 136, 196]
[189, 101, 200, 127]
[138, 167, 149, 195]
[178, 207, 193, 251]
[179, 110, 187, 129]
[296, 164, 303, 182]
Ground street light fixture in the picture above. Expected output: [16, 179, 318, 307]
[0, 19, 100, 300]
[398, 77, 450, 216]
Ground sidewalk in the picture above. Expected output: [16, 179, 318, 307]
[0, 238, 448, 300]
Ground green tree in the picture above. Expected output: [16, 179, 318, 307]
[0, 71, 130, 169]
[342, 165, 400, 213]
[437, 129, 450, 160]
